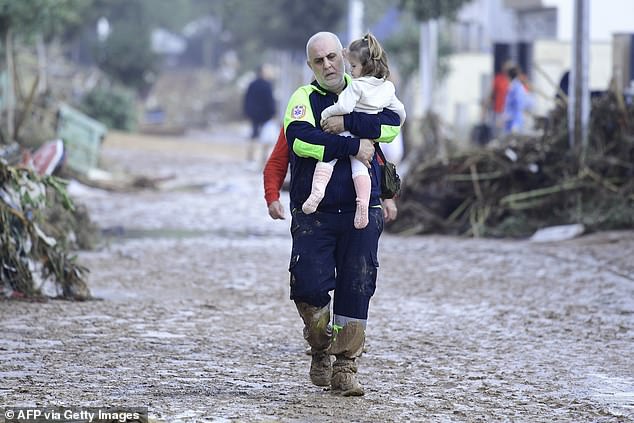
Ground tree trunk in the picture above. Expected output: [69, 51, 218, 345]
[5, 28, 15, 141]
[37, 33, 47, 94]
[419, 20, 437, 117]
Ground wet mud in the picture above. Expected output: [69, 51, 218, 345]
[1, 133, 633, 422]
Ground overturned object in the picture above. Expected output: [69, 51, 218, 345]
[26, 139, 65, 176]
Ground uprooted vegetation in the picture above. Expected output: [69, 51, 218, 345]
[1, 161, 91, 300]
[390, 92, 634, 237]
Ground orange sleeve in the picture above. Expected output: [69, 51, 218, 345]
[263, 127, 289, 206]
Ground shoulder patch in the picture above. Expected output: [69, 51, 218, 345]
[292, 104, 306, 120]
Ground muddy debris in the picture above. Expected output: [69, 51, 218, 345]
[391, 92, 634, 238]
[0, 160, 90, 300]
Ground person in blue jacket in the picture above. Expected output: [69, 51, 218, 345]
[504, 65, 533, 134]
[283, 31, 402, 396]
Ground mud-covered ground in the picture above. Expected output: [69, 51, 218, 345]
[1, 131, 633, 422]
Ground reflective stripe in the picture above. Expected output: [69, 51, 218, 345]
[377, 124, 401, 143]
[334, 314, 367, 329]
[293, 138, 325, 161]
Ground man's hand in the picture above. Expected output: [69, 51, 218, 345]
[320, 116, 345, 134]
[267, 200, 286, 220]
[382, 198, 398, 222]
[355, 138, 374, 168]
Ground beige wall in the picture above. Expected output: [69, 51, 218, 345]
[435, 40, 612, 143]
[436, 53, 492, 144]
[531, 39, 612, 115]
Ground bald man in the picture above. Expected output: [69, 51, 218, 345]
[282, 32, 402, 396]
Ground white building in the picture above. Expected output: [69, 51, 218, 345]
[434, 0, 626, 144]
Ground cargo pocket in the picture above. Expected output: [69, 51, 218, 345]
[350, 252, 378, 298]
[365, 251, 379, 297]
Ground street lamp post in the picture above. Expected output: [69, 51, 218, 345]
[568, 0, 590, 161]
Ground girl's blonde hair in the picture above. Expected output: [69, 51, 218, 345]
[347, 33, 390, 79]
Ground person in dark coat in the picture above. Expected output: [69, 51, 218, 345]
[243, 65, 276, 161]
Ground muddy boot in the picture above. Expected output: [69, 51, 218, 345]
[309, 349, 332, 387]
[328, 320, 366, 396]
[302, 162, 334, 214]
[295, 302, 332, 386]
[352, 174, 371, 229]
[331, 357, 364, 396]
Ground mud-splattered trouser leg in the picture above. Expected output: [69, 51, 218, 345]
[330, 207, 382, 395]
[289, 209, 336, 386]
[288, 207, 383, 393]
[295, 302, 332, 386]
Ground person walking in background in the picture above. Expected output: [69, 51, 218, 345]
[490, 60, 512, 138]
[243, 64, 276, 162]
[556, 70, 570, 106]
[504, 65, 533, 134]
[283, 31, 402, 396]
[301, 33, 405, 230]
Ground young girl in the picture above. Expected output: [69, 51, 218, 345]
[301, 33, 406, 229]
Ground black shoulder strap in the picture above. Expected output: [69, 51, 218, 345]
[374, 143, 387, 165]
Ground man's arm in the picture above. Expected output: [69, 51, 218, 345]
[284, 86, 361, 163]
[263, 127, 289, 220]
[342, 107, 401, 142]
[263, 127, 289, 206]
[286, 120, 362, 163]
[321, 83, 361, 121]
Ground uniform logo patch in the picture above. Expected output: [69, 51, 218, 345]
[292, 104, 306, 119]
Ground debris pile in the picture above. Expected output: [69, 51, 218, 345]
[1, 160, 90, 300]
[389, 92, 634, 237]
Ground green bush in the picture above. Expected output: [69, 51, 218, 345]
[79, 84, 137, 131]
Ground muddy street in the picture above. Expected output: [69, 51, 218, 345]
[1, 132, 633, 422]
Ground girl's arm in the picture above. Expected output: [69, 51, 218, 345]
[321, 82, 362, 121]
[388, 96, 407, 127]
[343, 107, 401, 142]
